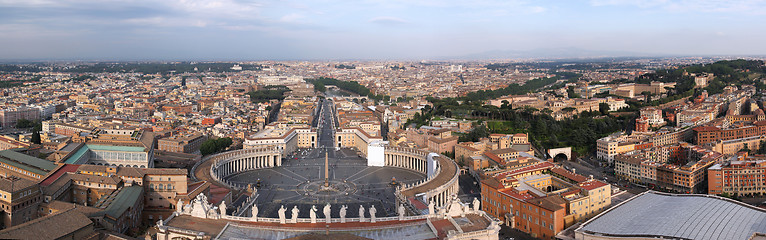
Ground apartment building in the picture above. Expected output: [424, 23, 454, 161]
[596, 132, 651, 163]
[157, 134, 207, 153]
[0, 108, 40, 129]
[0, 176, 41, 229]
[615, 143, 723, 193]
[481, 163, 611, 240]
[708, 153, 766, 195]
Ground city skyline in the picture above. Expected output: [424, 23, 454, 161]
[3, 0, 766, 60]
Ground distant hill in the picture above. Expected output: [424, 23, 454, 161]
[444, 47, 661, 60]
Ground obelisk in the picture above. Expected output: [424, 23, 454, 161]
[324, 151, 329, 187]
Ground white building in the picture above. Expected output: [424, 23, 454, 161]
[639, 107, 665, 127]
[258, 76, 304, 86]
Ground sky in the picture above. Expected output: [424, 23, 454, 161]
[2, 0, 766, 60]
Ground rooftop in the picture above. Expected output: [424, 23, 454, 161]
[0, 149, 58, 176]
[0, 209, 93, 239]
[102, 185, 143, 220]
[64, 144, 148, 164]
[0, 176, 37, 193]
[577, 191, 766, 240]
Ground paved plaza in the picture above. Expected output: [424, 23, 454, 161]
[226, 147, 426, 218]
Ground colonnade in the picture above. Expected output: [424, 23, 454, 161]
[384, 147, 461, 208]
[425, 180, 460, 207]
[213, 154, 280, 177]
[385, 152, 428, 174]
[210, 147, 282, 181]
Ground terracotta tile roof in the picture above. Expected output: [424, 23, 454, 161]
[550, 167, 588, 183]
[693, 126, 720, 132]
[428, 136, 458, 144]
[0, 209, 93, 239]
[140, 168, 187, 175]
[528, 195, 566, 212]
[484, 152, 505, 165]
[499, 188, 534, 201]
[76, 164, 110, 173]
[578, 179, 609, 191]
[0, 176, 37, 192]
[40, 164, 80, 186]
[494, 161, 554, 179]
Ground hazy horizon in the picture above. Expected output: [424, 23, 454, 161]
[3, 0, 766, 61]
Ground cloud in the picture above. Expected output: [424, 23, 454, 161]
[590, 0, 669, 8]
[530, 6, 547, 13]
[369, 16, 408, 25]
[280, 13, 306, 23]
[590, 0, 766, 13]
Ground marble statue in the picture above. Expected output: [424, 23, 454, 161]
[310, 205, 318, 223]
[207, 208, 219, 219]
[219, 201, 227, 216]
[438, 206, 447, 219]
[278, 205, 287, 224]
[176, 200, 184, 213]
[291, 206, 300, 223]
[463, 204, 470, 217]
[189, 194, 211, 218]
[251, 204, 259, 221]
[398, 204, 406, 220]
[369, 205, 377, 223]
[428, 201, 435, 216]
[472, 197, 480, 212]
[157, 219, 164, 227]
[359, 205, 365, 222]
[323, 203, 331, 223]
[447, 195, 464, 217]
[183, 203, 192, 214]
[340, 205, 347, 223]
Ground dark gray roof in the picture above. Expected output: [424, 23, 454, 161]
[103, 185, 143, 220]
[577, 191, 766, 240]
[0, 209, 93, 239]
[0, 149, 58, 176]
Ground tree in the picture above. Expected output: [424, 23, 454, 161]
[200, 137, 233, 155]
[247, 85, 290, 103]
[15, 119, 34, 129]
[459, 125, 489, 142]
[31, 132, 41, 144]
[442, 151, 455, 159]
[742, 144, 752, 154]
[313, 82, 326, 92]
[758, 141, 766, 154]
[567, 86, 581, 98]
[599, 102, 610, 115]
[501, 100, 510, 109]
